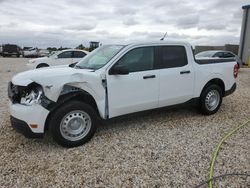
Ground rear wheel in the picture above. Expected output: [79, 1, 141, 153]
[49, 101, 97, 147]
[199, 84, 222, 115]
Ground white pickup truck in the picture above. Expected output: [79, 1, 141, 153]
[8, 41, 238, 147]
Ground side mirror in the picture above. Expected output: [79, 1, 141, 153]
[109, 65, 129, 75]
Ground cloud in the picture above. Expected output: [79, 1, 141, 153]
[198, 23, 227, 30]
[0, 0, 248, 48]
[123, 17, 139, 26]
[176, 14, 200, 29]
[63, 23, 97, 31]
[115, 7, 137, 15]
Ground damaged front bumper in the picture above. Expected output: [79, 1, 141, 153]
[8, 81, 52, 137]
[9, 102, 49, 137]
[10, 116, 44, 138]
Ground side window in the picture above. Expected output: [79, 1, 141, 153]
[73, 51, 87, 58]
[213, 52, 223, 58]
[58, 51, 72, 58]
[224, 52, 235, 58]
[117, 47, 154, 72]
[160, 46, 188, 68]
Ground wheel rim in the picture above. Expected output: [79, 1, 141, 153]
[205, 90, 220, 111]
[60, 110, 91, 141]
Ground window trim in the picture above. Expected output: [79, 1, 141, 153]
[109, 46, 157, 74]
[156, 45, 188, 69]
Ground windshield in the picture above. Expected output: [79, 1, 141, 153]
[76, 45, 124, 70]
[196, 51, 215, 58]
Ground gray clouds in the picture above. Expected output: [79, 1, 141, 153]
[0, 0, 249, 48]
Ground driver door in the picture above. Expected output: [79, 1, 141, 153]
[106, 46, 159, 118]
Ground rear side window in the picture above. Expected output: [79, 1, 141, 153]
[117, 47, 154, 72]
[223, 52, 235, 58]
[160, 46, 188, 68]
[213, 52, 223, 58]
[73, 51, 87, 58]
[58, 51, 72, 58]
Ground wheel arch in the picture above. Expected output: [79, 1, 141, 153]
[44, 86, 101, 132]
[200, 78, 225, 97]
[36, 63, 49, 69]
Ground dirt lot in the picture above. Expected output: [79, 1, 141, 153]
[0, 57, 249, 187]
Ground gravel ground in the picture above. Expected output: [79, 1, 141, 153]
[0, 58, 249, 188]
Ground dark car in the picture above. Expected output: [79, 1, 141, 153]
[2, 44, 22, 57]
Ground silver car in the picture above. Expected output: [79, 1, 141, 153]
[195, 50, 242, 67]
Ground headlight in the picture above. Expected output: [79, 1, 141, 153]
[20, 86, 43, 106]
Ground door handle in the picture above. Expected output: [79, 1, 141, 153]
[180, 70, 191, 74]
[143, 75, 156, 79]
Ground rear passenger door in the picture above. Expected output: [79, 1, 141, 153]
[72, 51, 87, 63]
[157, 46, 195, 107]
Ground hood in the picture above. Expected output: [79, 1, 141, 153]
[28, 57, 48, 63]
[11, 66, 96, 101]
[12, 66, 94, 86]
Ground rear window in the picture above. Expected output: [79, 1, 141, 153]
[58, 51, 72, 58]
[3, 45, 18, 51]
[160, 46, 188, 68]
[223, 52, 235, 58]
[73, 51, 87, 58]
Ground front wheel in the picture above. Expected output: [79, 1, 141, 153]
[49, 101, 97, 147]
[199, 84, 222, 115]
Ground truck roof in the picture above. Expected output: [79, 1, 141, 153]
[126, 40, 190, 47]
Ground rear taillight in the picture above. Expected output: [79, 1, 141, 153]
[233, 64, 239, 78]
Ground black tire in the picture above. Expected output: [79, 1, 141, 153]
[199, 84, 222, 115]
[36, 63, 49, 68]
[49, 101, 97, 147]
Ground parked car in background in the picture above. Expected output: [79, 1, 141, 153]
[38, 49, 50, 57]
[23, 48, 39, 58]
[9, 41, 238, 147]
[0, 45, 2, 56]
[195, 50, 242, 67]
[2, 44, 22, 57]
[27, 49, 89, 69]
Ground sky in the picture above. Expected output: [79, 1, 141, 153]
[0, 0, 249, 48]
